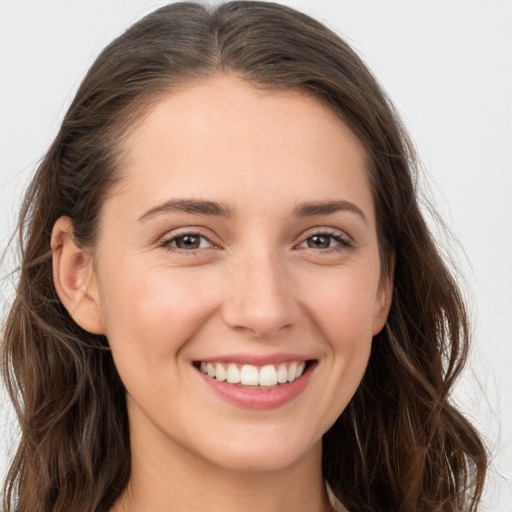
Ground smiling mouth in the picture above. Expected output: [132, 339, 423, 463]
[194, 360, 314, 389]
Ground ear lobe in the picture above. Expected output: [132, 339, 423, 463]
[51, 216, 105, 335]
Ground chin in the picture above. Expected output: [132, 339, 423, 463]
[196, 428, 322, 473]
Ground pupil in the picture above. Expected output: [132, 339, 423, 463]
[308, 235, 330, 249]
[177, 235, 199, 249]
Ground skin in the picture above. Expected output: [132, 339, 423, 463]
[52, 74, 392, 512]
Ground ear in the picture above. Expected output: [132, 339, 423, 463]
[372, 255, 395, 336]
[51, 216, 105, 335]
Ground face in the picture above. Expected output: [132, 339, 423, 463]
[88, 75, 391, 473]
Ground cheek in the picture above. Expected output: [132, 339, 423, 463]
[295, 263, 379, 421]
[97, 259, 219, 361]
[300, 263, 381, 345]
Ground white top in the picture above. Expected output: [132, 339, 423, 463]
[325, 481, 349, 512]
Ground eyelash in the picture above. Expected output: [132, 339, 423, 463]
[297, 229, 353, 251]
[159, 229, 353, 254]
[160, 231, 216, 253]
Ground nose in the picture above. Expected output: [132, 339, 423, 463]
[221, 250, 299, 338]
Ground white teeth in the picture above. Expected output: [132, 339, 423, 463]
[259, 365, 278, 387]
[287, 362, 298, 382]
[226, 363, 241, 384]
[215, 363, 226, 382]
[199, 360, 308, 387]
[240, 365, 259, 385]
[277, 364, 288, 384]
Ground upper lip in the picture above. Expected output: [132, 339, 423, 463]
[194, 353, 314, 366]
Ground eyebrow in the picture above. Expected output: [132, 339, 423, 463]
[138, 198, 367, 224]
[138, 199, 232, 222]
[293, 200, 367, 224]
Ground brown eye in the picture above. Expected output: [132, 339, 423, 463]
[162, 233, 213, 251]
[306, 234, 331, 249]
[298, 232, 352, 251]
[175, 235, 201, 249]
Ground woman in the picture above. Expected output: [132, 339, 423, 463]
[1, 2, 487, 511]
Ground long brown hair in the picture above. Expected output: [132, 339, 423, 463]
[1, 2, 486, 511]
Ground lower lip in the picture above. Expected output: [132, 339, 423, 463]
[197, 364, 315, 410]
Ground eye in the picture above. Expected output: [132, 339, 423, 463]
[161, 233, 214, 251]
[298, 231, 352, 250]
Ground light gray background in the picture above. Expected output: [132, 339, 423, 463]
[1, 1, 511, 510]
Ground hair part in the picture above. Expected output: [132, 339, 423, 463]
[2, 2, 486, 511]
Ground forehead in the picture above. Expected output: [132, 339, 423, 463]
[112, 74, 373, 221]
